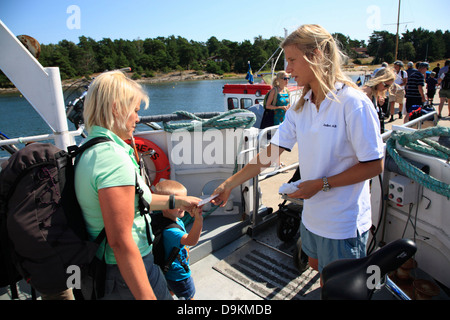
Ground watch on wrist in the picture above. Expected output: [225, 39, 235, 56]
[322, 177, 330, 192]
[169, 194, 176, 209]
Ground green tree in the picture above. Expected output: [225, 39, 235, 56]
[398, 41, 416, 61]
[368, 31, 396, 64]
[9, 26, 446, 88]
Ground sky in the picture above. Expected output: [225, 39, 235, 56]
[0, 0, 449, 46]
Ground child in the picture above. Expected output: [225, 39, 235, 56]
[426, 72, 438, 105]
[153, 180, 203, 300]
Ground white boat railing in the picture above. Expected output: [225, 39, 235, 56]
[381, 111, 438, 141]
[0, 20, 75, 150]
[0, 127, 84, 148]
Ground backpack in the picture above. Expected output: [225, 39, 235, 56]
[0, 137, 110, 298]
[150, 211, 189, 274]
[442, 71, 450, 90]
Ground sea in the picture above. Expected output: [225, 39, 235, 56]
[0, 75, 364, 157]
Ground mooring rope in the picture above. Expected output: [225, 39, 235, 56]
[386, 126, 450, 198]
[162, 109, 256, 132]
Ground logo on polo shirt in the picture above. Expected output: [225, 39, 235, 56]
[323, 123, 337, 128]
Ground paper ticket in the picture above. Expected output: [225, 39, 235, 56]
[198, 194, 219, 206]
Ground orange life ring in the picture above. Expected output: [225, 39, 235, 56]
[127, 136, 170, 186]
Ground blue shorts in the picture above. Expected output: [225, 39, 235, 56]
[300, 222, 369, 272]
[166, 276, 196, 300]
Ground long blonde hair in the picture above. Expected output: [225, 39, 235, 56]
[281, 24, 357, 111]
[83, 70, 149, 133]
[364, 67, 395, 98]
[272, 71, 289, 88]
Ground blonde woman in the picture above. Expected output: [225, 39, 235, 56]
[363, 67, 395, 130]
[75, 70, 201, 300]
[264, 71, 291, 125]
[212, 25, 384, 279]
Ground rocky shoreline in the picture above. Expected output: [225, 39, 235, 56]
[0, 67, 373, 94]
[0, 70, 243, 94]
[135, 70, 234, 84]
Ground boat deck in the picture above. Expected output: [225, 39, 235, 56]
[188, 97, 450, 301]
[1, 99, 449, 301]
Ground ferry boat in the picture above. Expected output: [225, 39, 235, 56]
[222, 81, 303, 129]
[1, 20, 449, 301]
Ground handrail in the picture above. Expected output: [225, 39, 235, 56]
[0, 126, 84, 147]
[381, 111, 438, 141]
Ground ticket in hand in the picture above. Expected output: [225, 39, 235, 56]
[198, 194, 219, 206]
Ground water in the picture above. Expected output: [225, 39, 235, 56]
[0, 78, 244, 157]
[0, 75, 363, 157]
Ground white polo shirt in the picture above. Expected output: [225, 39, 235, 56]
[271, 83, 384, 239]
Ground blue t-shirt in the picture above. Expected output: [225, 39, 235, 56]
[163, 218, 191, 281]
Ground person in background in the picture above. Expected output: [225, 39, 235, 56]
[362, 67, 395, 132]
[263, 71, 291, 125]
[212, 24, 384, 283]
[406, 61, 416, 77]
[438, 64, 450, 118]
[153, 180, 203, 300]
[404, 62, 428, 123]
[437, 59, 449, 79]
[75, 70, 201, 300]
[432, 63, 440, 76]
[426, 72, 438, 105]
[388, 60, 408, 121]
[371, 62, 388, 78]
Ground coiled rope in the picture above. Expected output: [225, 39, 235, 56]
[386, 126, 450, 198]
[162, 109, 256, 132]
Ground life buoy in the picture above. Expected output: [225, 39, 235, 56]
[126, 136, 170, 186]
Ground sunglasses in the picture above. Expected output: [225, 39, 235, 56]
[283, 77, 290, 80]
[382, 82, 392, 88]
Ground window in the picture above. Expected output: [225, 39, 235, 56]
[227, 97, 238, 110]
[240, 98, 253, 109]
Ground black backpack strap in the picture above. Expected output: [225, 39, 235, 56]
[163, 247, 182, 274]
[160, 222, 189, 274]
[94, 228, 106, 245]
[68, 136, 112, 159]
[135, 172, 153, 246]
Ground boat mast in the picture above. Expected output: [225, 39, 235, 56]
[284, 28, 288, 71]
[394, 0, 401, 61]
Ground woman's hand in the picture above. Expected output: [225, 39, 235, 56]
[176, 196, 202, 216]
[211, 181, 232, 208]
[287, 179, 322, 199]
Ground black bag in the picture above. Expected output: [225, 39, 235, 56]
[441, 71, 450, 90]
[150, 211, 188, 274]
[0, 137, 110, 298]
[259, 87, 278, 129]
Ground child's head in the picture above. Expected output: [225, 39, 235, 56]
[431, 72, 436, 78]
[154, 180, 188, 220]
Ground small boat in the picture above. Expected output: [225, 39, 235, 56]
[1, 19, 449, 301]
[222, 81, 303, 127]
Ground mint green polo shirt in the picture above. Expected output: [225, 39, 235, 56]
[74, 126, 153, 264]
